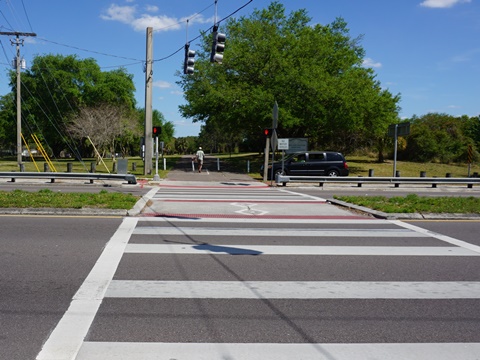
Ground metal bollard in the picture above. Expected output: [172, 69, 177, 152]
[67, 163, 73, 173]
[90, 162, 96, 173]
[368, 169, 374, 177]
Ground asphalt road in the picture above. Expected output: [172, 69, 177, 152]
[0, 215, 123, 360]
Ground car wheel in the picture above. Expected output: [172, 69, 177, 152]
[327, 169, 339, 177]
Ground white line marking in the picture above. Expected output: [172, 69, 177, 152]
[391, 220, 480, 254]
[277, 188, 327, 201]
[36, 217, 138, 360]
[105, 280, 480, 299]
[133, 226, 425, 237]
[125, 244, 478, 256]
[76, 342, 480, 360]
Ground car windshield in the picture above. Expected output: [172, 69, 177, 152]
[273, 153, 297, 164]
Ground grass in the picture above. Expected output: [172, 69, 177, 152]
[334, 194, 480, 214]
[0, 189, 139, 209]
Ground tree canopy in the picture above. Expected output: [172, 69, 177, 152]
[177, 1, 400, 155]
[0, 54, 140, 158]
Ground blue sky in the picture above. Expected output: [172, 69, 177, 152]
[0, 0, 479, 137]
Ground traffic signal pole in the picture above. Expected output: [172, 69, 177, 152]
[263, 137, 270, 182]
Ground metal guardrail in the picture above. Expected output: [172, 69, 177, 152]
[0, 172, 137, 185]
[276, 174, 480, 189]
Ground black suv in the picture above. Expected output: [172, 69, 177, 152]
[263, 151, 349, 180]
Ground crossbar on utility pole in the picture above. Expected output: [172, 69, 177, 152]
[0, 31, 36, 168]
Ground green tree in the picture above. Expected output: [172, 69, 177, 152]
[0, 54, 136, 157]
[177, 1, 400, 156]
[402, 113, 475, 163]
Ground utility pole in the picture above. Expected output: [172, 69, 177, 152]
[0, 31, 36, 168]
[143, 27, 153, 175]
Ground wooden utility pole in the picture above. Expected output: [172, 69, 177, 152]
[144, 27, 153, 175]
[0, 31, 36, 168]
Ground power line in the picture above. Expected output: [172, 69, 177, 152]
[37, 37, 143, 62]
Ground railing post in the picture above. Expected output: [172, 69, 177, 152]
[368, 169, 374, 177]
[420, 171, 426, 177]
[44, 163, 49, 172]
[395, 171, 400, 187]
[90, 162, 96, 173]
[67, 163, 73, 173]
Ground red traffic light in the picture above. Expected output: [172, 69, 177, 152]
[152, 126, 161, 137]
[264, 128, 273, 137]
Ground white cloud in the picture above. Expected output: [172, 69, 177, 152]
[145, 5, 159, 13]
[451, 48, 480, 63]
[153, 80, 172, 89]
[131, 14, 181, 32]
[420, 0, 471, 8]
[101, 4, 136, 23]
[362, 58, 382, 68]
[101, 4, 182, 32]
[180, 13, 214, 25]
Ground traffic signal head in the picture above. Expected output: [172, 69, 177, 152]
[264, 128, 273, 137]
[183, 44, 195, 75]
[210, 26, 226, 64]
[152, 126, 161, 137]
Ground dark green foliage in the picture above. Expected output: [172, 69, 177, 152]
[401, 113, 477, 163]
[0, 54, 137, 156]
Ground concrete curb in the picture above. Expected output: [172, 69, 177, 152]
[0, 207, 128, 216]
[127, 187, 159, 216]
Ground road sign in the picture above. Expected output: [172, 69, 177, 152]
[388, 122, 410, 137]
[468, 144, 473, 164]
[277, 138, 289, 150]
[270, 129, 278, 152]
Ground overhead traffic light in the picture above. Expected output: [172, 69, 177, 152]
[183, 44, 195, 74]
[210, 25, 226, 64]
[152, 126, 162, 137]
[264, 128, 273, 137]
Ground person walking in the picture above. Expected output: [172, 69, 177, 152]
[195, 146, 205, 173]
